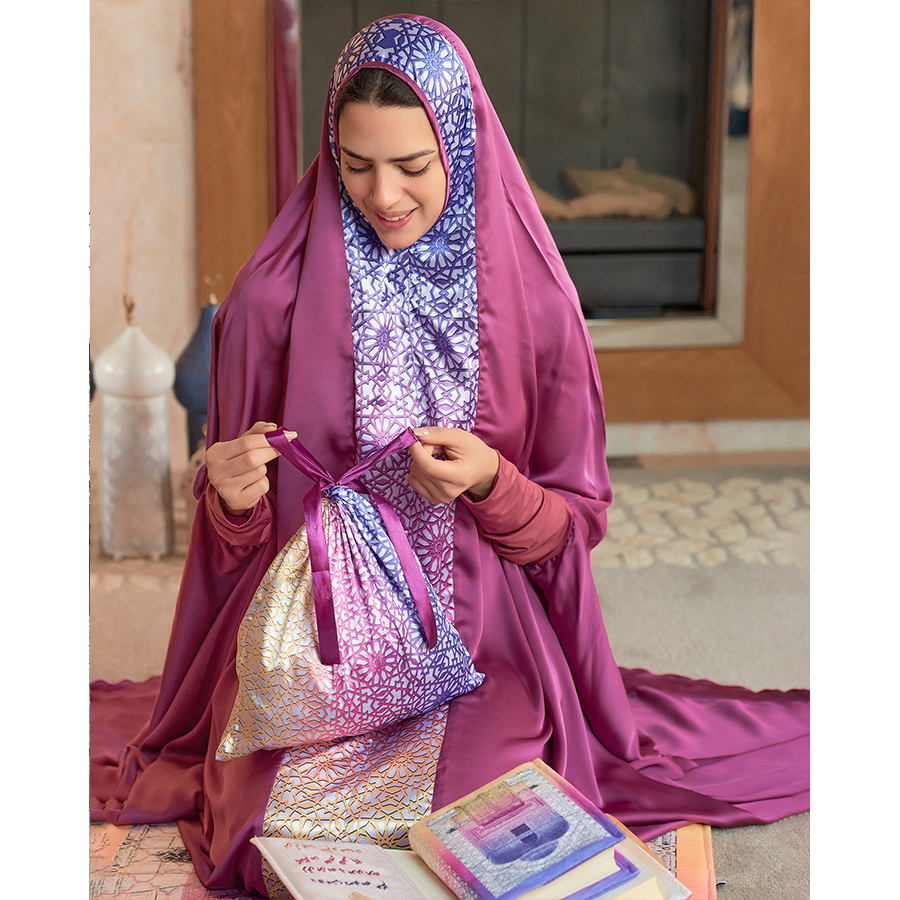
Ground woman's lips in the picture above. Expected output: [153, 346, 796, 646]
[371, 206, 416, 229]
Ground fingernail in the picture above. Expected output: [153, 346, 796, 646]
[285, 431, 297, 440]
[413, 428, 428, 437]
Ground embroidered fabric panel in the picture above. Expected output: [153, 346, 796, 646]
[263, 704, 448, 849]
[331, 17, 479, 617]
[264, 18, 478, 848]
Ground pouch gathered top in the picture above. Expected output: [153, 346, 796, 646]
[216, 427, 485, 759]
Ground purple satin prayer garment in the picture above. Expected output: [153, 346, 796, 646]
[90, 16, 809, 896]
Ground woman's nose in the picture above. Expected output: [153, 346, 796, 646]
[369, 169, 401, 208]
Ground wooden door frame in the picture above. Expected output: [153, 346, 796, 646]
[594, 0, 809, 422]
[192, 0, 809, 423]
[192, 0, 271, 304]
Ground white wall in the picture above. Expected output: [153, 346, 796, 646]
[90, 0, 197, 473]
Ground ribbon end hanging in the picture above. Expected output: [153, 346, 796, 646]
[319, 640, 341, 667]
[411, 580, 439, 651]
[368, 493, 440, 651]
[311, 569, 342, 665]
[421, 599, 439, 651]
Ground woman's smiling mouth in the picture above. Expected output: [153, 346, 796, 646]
[371, 207, 416, 228]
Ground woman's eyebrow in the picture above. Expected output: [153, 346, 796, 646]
[339, 146, 437, 163]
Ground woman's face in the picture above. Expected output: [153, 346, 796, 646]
[337, 101, 447, 250]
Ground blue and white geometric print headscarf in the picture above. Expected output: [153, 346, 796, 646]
[327, 17, 479, 616]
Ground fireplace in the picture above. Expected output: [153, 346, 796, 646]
[298, 0, 749, 321]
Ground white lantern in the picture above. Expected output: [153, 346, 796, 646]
[93, 296, 176, 560]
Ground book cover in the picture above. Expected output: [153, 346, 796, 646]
[94, 811, 703, 900]
[252, 761, 695, 900]
[407, 760, 640, 900]
[669, 824, 716, 900]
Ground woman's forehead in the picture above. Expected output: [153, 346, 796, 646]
[337, 102, 440, 160]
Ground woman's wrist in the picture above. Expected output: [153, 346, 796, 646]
[461, 455, 574, 565]
[465, 449, 500, 502]
[219, 493, 253, 519]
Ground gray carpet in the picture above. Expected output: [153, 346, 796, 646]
[90, 459, 810, 899]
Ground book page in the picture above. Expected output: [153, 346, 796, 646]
[252, 837, 453, 900]
[384, 849, 460, 900]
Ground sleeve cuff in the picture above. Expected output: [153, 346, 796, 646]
[205, 482, 275, 548]
[459, 455, 574, 565]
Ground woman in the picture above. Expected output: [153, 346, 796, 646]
[90, 16, 809, 897]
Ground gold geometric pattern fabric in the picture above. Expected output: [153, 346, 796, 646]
[261, 704, 447, 896]
[216, 525, 324, 760]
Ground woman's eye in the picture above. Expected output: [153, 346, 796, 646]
[344, 162, 371, 175]
[403, 161, 432, 178]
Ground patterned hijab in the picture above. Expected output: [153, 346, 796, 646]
[327, 18, 481, 617]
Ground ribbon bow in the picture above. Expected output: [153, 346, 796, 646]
[266, 427, 438, 666]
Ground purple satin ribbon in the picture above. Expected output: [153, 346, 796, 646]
[266, 427, 438, 666]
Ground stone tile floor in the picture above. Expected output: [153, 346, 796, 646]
[592, 473, 809, 570]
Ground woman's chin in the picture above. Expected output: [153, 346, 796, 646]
[374, 228, 421, 251]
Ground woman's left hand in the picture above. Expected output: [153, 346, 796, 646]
[408, 426, 500, 504]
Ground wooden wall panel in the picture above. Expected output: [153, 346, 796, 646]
[192, 0, 270, 301]
[741, 0, 810, 403]
[597, 0, 809, 422]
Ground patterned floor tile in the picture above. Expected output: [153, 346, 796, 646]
[593, 475, 809, 570]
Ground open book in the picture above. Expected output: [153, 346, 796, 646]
[253, 759, 693, 900]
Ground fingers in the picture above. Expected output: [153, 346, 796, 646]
[219, 473, 272, 515]
[247, 420, 280, 436]
[411, 426, 445, 445]
[408, 426, 499, 504]
[207, 421, 296, 513]
[406, 471, 437, 505]
[230, 422, 284, 458]
[211, 422, 294, 466]
[411, 426, 460, 453]
[408, 437, 458, 504]
[245, 421, 298, 441]
[408, 438, 438, 466]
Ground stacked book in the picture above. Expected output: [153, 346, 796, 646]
[254, 759, 696, 899]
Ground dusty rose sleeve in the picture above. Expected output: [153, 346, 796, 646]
[204, 481, 275, 548]
[459, 454, 574, 565]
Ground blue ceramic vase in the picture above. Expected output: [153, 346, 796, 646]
[174, 301, 219, 454]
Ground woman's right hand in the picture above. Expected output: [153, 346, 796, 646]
[205, 421, 296, 515]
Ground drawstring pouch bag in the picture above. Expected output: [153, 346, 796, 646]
[217, 427, 484, 760]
